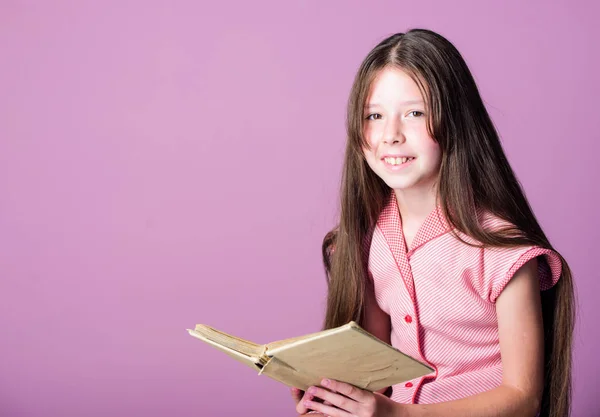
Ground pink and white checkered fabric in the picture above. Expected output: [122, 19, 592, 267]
[369, 193, 562, 404]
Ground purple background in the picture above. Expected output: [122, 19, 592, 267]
[1, 1, 598, 416]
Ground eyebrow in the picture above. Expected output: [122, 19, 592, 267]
[364, 100, 424, 109]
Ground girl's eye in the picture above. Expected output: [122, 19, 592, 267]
[366, 113, 382, 120]
[408, 111, 425, 118]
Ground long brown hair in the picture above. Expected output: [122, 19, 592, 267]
[322, 29, 574, 417]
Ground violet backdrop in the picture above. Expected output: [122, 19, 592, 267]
[1, 1, 598, 416]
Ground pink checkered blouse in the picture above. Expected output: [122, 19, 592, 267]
[368, 194, 562, 404]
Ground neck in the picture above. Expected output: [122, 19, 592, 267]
[393, 186, 438, 224]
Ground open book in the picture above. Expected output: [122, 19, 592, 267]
[187, 321, 434, 391]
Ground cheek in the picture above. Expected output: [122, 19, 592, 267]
[420, 138, 441, 162]
[362, 147, 380, 173]
[363, 124, 381, 147]
[361, 128, 380, 162]
[362, 147, 376, 165]
[426, 146, 442, 172]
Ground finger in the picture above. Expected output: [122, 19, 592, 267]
[291, 387, 304, 403]
[295, 390, 312, 414]
[322, 379, 368, 403]
[302, 396, 353, 417]
[305, 386, 358, 415]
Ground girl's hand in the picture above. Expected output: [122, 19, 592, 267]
[292, 386, 334, 415]
[302, 379, 406, 417]
[291, 387, 308, 413]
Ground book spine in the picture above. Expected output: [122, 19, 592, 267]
[259, 356, 315, 391]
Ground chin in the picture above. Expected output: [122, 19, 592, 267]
[378, 173, 414, 188]
[383, 180, 416, 191]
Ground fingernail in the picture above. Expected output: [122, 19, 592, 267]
[322, 378, 330, 387]
[303, 400, 311, 407]
[306, 394, 313, 400]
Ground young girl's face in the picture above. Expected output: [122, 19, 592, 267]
[362, 67, 442, 196]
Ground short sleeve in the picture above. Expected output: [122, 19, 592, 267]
[483, 245, 563, 303]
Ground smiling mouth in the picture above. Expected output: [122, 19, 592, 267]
[383, 156, 415, 166]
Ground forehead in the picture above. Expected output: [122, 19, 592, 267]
[365, 67, 424, 107]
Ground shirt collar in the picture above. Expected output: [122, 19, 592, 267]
[376, 191, 452, 254]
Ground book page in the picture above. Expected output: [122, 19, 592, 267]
[191, 324, 265, 360]
[266, 326, 340, 351]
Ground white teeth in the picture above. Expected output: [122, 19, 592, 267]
[384, 157, 414, 165]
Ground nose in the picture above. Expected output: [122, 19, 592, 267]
[382, 117, 404, 144]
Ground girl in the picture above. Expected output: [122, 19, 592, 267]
[291, 29, 574, 417]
